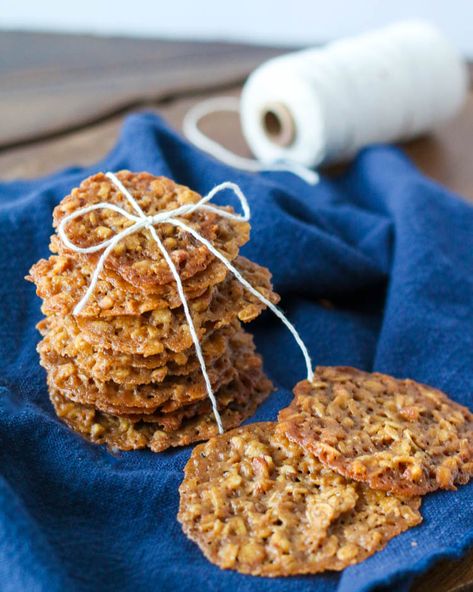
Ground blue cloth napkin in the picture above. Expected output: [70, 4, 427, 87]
[1, 113, 473, 592]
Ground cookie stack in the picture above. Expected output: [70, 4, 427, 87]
[179, 366, 473, 575]
[27, 171, 278, 452]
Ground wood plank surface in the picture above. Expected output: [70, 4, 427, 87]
[0, 31, 283, 149]
[1, 31, 472, 592]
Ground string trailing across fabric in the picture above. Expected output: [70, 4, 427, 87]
[184, 21, 467, 181]
[57, 172, 313, 433]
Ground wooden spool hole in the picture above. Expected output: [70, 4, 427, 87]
[261, 102, 296, 147]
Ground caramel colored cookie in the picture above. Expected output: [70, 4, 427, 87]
[38, 316, 235, 385]
[42, 340, 232, 415]
[73, 263, 278, 356]
[279, 366, 473, 496]
[120, 342, 270, 420]
[178, 422, 421, 576]
[40, 329, 261, 414]
[28, 255, 228, 317]
[51, 171, 250, 289]
[48, 367, 273, 452]
[98, 358, 270, 431]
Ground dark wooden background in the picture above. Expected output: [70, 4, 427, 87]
[1, 31, 473, 592]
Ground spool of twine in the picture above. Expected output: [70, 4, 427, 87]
[184, 20, 468, 182]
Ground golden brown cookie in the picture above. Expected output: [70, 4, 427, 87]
[27, 255, 228, 317]
[279, 366, 473, 496]
[48, 368, 273, 452]
[72, 264, 278, 356]
[98, 359, 271, 430]
[42, 341, 231, 414]
[40, 329, 261, 414]
[178, 422, 421, 576]
[51, 171, 250, 289]
[38, 316, 235, 385]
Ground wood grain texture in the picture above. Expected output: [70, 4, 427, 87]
[1, 31, 472, 592]
[0, 31, 283, 149]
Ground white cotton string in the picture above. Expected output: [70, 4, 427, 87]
[145, 224, 224, 434]
[57, 172, 314, 432]
[169, 218, 313, 383]
[183, 96, 319, 185]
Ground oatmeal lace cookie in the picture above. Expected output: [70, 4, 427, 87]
[51, 171, 250, 289]
[41, 343, 235, 414]
[38, 316, 237, 385]
[279, 366, 473, 496]
[40, 328, 261, 414]
[70, 267, 278, 356]
[28, 255, 228, 317]
[178, 422, 421, 576]
[49, 367, 273, 452]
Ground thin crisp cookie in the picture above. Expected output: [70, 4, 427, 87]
[59, 257, 278, 356]
[279, 366, 473, 496]
[49, 368, 273, 452]
[28, 255, 228, 317]
[40, 327, 262, 414]
[51, 171, 250, 289]
[38, 316, 235, 385]
[178, 422, 421, 576]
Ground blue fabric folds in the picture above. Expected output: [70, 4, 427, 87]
[1, 113, 473, 592]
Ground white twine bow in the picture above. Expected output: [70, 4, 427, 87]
[58, 172, 313, 433]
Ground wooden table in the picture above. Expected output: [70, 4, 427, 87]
[1, 31, 472, 592]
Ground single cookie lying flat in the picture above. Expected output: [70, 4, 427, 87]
[178, 422, 421, 576]
[279, 366, 473, 496]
